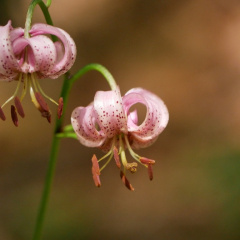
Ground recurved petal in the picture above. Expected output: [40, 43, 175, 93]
[12, 35, 57, 74]
[71, 105, 107, 147]
[10, 27, 24, 42]
[94, 87, 128, 138]
[122, 88, 169, 148]
[30, 23, 76, 78]
[128, 109, 138, 125]
[0, 21, 20, 80]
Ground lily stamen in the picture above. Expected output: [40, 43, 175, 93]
[99, 151, 113, 172]
[1, 74, 23, 109]
[120, 171, 134, 191]
[20, 74, 28, 101]
[14, 96, 25, 118]
[32, 74, 59, 106]
[113, 146, 121, 168]
[0, 107, 6, 120]
[91, 155, 101, 187]
[11, 105, 18, 126]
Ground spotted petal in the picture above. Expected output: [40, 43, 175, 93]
[30, 23, 76, 78]
[0, 21, 20, 80]
[122, 88, 169, 148]
[12, 35, 57, 74]
[94, 87, 128, 138]
[71, 105, 107, 147]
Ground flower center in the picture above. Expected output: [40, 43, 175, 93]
[90, 134, 155, 191]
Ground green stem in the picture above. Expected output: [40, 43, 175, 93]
[24, 0, 54, 38]
[56, 132, 78, 139]
[32, 64, 117, 240]
[69, 63, 117, 90]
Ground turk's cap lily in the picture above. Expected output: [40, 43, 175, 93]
[0, 20, 76, 80]
[71, 86, 169, 190]
[0, 21, 76, 125]
[72, 87, 169, 150]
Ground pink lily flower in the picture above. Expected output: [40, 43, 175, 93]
[0, 21, 76, 125]
[71, 87, 169, 190]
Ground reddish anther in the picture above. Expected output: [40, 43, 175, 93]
[120, 171, 134, 191]
[35, 92, 49, 112]
[91, 155, 101, 187]
[113, 146, 121, 168]
[147, 164, 153, 181]
[140, 157, 155, 165]
[11, 105, 18, 127]
[14, 96, 25, 118]
[0, 107, 6, 120]
[57, 97, 63, 119]
[35, 92, 51, 123]
[92, 154, 100, 175]
[92, 171, 101, 187]
[46, 114, 51, 123]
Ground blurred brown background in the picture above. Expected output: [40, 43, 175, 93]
[0, 0, 240, 239]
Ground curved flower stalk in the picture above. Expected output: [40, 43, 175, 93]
[0, 20, 76, 126]
[71, 86, 169, 190]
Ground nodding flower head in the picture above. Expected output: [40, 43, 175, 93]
[0, 20, 76, 126]
[71, 87, 169, 190]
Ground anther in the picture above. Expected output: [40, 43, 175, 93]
[140, 157, 155, 165]
[120, 171, 134, 191]
[57, 97, 63, 119]
[0, 107, 6, 121]
[14, 97, 25, 118]
[148, 164, 153, 181]
[35, 92, 49, 112]
[35, 92, 51, 123]
[140, 157, 155, 180]
[92, 154, 100, 175]
[92, 155, 101, 187]
[113, 146, 121, 168]
[11, 105, 18, 127]
[126, 162, 138, 173]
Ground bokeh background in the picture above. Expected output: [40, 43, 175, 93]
[0, 0, 240, 239]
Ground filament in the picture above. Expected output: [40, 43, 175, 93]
[29, 78, 40, 109]
[1, 73, 23, 108]
[100, 151, 113, 172]
[119, 135, 128, 170]
[20, 74, 28, 101]
[98, 137, 116, 172]
[124, 134, 142, 163]
[32, 74, 58, 106]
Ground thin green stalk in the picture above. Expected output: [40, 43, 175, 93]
[32, 64, 117, 240]
[32, 79, 69, 240]
[69, 63, 117, 90]
[24, 0, 55, 38]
